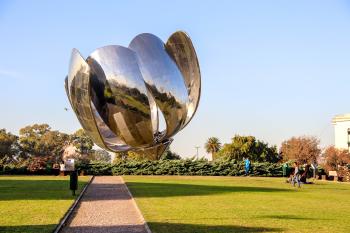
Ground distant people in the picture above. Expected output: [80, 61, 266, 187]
[311, 161, 318, 179]
[244, 158, 251, 176]
[300, 164, 314, 184]
[300, 164, 310, 183]
[282, 162, 289, 177]
[291, 162, 301, 188]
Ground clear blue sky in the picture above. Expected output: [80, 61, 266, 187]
[1, 0, 350, 158]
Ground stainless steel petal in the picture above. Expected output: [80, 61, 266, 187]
[146, 89, 159, 136]
[129, 33, 189, 139]
[64, 76, 71, 105]
[165, 31, 201, 128]
[87, 45, 154, 147]
[90, 102, 130, 151]
[66, 49, 110, 151]
[133, 138, 173, 160]
[66, 31, 201, 156]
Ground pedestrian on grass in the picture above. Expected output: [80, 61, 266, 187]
[311, 161, 318, 180]
[291, 162, 301, 188]
[282, 162, 289, 177]
[244, 157, 251, 176]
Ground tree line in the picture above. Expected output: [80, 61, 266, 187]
[0, 124, 110, 172]
[2, 123, 350, 176]
[0, 123, 182, 171]
[205, 135, 350, 174]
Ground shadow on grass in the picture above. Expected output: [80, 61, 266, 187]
[126, 182, 292, 198]
[0, 179, 130, 201]
[0, 224, 56, 233]
[148, 222, 283, 233]
[0, 223, 283, 233]
[63, 224, 148, 233]
[0, 179, 87, 200]
[80, 182, 132, 201]
[260, 215, 333, 221]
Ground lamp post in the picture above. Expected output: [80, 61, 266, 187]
[195, 146, 200, 159]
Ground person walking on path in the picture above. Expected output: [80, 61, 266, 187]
[244, 157, 251, 176]
[291, 162, 301, 188]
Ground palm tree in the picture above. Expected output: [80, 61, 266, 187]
[205, 137, 221, 160]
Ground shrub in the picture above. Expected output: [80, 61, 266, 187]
[0, 159, 284, 176]
[77, 159, 283, 177]
[322, 146, 350, 173]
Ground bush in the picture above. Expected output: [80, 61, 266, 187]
[77, 159, 283, 177]
[0, 159, 284, 176]
[77, 162, 113, 175]
[0, 160, 59, 175]
[0, 164, 29, 175]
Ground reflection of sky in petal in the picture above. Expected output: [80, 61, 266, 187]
[89, 45, 148, 96]
[67, 32, 200, 157]
[129, 34, 189, 105]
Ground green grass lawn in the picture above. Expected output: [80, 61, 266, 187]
[0, 175, 90, 233]
[124, 176, 350, 233]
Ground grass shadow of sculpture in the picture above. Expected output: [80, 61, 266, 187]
[78, 183, 132, 201]
[0, 223, 283, 233]
[260, 215, 334, 221]
[148, 222, 284, 233]
[0, 179, 87, 200]
[0, 178, 132, 201]
[0, 224, 57, 233]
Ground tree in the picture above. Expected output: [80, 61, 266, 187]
[0, 129, 19, 163]
[205, 137, 221, 160]
[160, 148, 181, 160]
[70, 129, 94, 155]
[113, 151, 128, 163]
[88, 149, 111, 163]
[113, 151, 146, 162]
[113, 148, 181, 162]
[323, 146, 350, 173]
[216, 135, 280, 162]
[27, 156, 54, 173]
[19, 124, 70, 160]
[61, 129, 95, 163]
[126, 151, 148, 161]
[62, 144, 80, 162]
[280, 136, 320, 164]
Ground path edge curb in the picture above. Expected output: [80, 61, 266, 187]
[53, 175, 95, 233]
[121, 176, 152, 233]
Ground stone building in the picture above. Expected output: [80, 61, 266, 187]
[332, 114, 350, 152]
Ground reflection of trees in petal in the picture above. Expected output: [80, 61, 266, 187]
[65, 31, 201, 159]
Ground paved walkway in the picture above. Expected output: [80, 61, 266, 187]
[61, 176, 149, 233]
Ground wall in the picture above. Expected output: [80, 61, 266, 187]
[333, 119, 350, 151]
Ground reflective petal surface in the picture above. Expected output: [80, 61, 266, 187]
[129, 33, 189, 139]
[65, 31, 201, 159]
[66, 49, 109, 151]
[87, 45, 154, 147]
[90, 102, 131, 151]
[134, 139, 173, 160]
[166, 31, 201, 128]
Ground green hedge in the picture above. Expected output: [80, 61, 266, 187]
[0, 160, 286, 176]
[76, 160, 284, 177]
[0, 160, 329, 177]
[0, 164, 59, 175]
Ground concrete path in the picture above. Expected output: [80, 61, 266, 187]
[61, 176, 149, 233]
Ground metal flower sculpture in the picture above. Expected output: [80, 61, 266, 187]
[65, 31, 201, 159]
